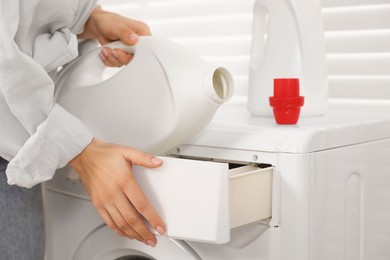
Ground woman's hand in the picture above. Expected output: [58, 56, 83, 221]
[78, 7, 151, 67]
[70, 138, 166, 247]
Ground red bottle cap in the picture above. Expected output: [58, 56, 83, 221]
[269, 78, 304, 124]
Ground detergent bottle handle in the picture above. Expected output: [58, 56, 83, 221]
[250, 0, 269, 68]
[55, 39, 139, 92]
[100, 40, 137, 56]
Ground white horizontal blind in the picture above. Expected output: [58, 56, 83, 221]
[98, 0, 390, 101]
[98, 0, 255, 98]
[322, 0, 390, 100]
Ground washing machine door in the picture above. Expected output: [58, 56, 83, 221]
[73, 225, 201, 260]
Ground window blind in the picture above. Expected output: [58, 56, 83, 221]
[98, 0, 390, 101]
[322, 0, 390, 100]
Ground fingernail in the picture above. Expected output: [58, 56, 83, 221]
[101, 48, 108, 57]
[147, 240, 156, 247]
[156, 226, 165, 235]
[151, 157, 162, 165]
[99, 53, 106, 61]
[128, 33, 138, 42]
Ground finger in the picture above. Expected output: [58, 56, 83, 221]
[122, 147, 163, 169]
[132, 21, 152, 36]
[99, 47, 117, 66]
[100, 47, 110, 59]
[99, 47, 132, 67]
[121, 23, 151, 45]
[105, 204, 144, 242]
[100, 50, 124, 67]
[119, 21, 151, 46]
[116, 195, 158, 246]
[123, 175, 166, 236]
[125, 33, 139, 45]
[96, 207, 127, 237]
[111, 49, 133, 66]
[104, 51, 122, 67]
[114, 31, 139, 46]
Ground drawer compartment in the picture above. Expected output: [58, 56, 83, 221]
[133, 156, 273, 244]
[44, 156, 273, 244]
[229, 165, 273, 229]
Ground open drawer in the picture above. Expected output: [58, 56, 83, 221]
[133, 156, 273, 244]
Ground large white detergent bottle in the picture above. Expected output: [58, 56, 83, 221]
[55, 36, 233, 154]
[247, 0, 328, 116]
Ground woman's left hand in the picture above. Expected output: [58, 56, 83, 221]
[78, 7, 151, 67]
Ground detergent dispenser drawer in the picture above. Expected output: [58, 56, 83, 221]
[229, 165, 273, 229]
[132, 156, 273, 244]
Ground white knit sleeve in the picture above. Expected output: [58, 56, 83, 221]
[6, 105, 93, 188]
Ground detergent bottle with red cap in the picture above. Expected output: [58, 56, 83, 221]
[247, 0, 328, 118]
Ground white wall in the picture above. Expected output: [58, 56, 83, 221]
[98, 0, 390, 102]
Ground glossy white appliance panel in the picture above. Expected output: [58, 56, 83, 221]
[311, 138, 390, 260]
[43, 101, 390, 260]
[179, 138, 390, 260]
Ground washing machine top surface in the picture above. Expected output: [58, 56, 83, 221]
[183, 99, 390, 153]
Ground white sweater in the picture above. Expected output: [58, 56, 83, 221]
[0, 0, 98, 188]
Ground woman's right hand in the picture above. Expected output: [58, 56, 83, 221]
[78, 7, 151, 67]
[69, 138, 166, 247]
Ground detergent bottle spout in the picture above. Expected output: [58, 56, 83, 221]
[247, 0, 328, 117]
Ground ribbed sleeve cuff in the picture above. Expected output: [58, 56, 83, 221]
[6, 104, 93, 188]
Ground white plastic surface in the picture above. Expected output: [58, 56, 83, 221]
[311, 139, 390, 260]
[74, 226, 201, 260]
[43, 187, 201, 260]
[229, 165, 273, 228]
[43, 100, 390, 259]
[55, 36, 234, 155]
[170, 101, 390, 259]
[132, 156, 230, 243]
[179, 99, 390, 154]
[45, 155, 273, 244]
[247, 0, 328, 117]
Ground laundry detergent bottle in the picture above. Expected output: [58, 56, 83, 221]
[55, 36, 234, 154]
[247, 0, 328, 117]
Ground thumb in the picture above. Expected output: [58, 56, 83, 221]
[123, 147, 163, 168]
[120, 32, 139, 46]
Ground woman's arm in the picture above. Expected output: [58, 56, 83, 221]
[74, 8, 166, 246]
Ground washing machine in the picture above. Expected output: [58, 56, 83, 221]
[43, 99, 390, 260]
